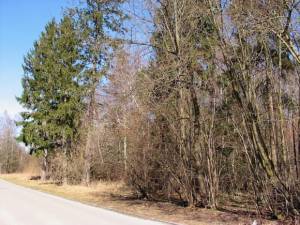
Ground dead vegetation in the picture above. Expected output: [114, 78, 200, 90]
[0, 173, 281, 225]
[2, 0, 300, 223]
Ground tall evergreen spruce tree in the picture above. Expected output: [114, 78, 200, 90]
[17, 16, 86, 180]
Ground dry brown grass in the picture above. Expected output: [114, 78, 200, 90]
[22, 157, 40, 174]
[0, 173, 279, 225]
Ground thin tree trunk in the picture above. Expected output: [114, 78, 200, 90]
[41, 149, 48, 181]
[292, 117, 299, 179]
[123, 136, 127, 173]
[83, 128, 91, 185]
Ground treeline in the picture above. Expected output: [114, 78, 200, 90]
[17, 0, 300, 220]
[0, 113, 28, 173]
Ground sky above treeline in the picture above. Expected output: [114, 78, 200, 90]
[0, 0, 75, 118]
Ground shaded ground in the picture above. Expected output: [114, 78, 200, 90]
[0, 174, 280, 225]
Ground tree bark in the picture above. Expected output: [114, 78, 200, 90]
[41, 149, 48, 182]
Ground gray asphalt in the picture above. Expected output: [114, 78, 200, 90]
[0, 179, 168, 225]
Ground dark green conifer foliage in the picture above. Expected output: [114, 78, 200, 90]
[17, 16, 86, 155]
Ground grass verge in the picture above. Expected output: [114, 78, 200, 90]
[0, 173, 277, 225]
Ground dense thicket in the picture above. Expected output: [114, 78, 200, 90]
[16, 0, 300, 220]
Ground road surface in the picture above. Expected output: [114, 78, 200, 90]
[0, 179, 168, 225]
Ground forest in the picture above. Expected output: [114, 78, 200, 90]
[1, 0, 300, 222]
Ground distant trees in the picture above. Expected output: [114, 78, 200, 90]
[16, 0, 300, 220]
[0, 113, 27, 173]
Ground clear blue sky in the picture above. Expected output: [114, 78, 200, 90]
[0, 0, 74, 117]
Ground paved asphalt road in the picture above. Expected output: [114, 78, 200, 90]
[0, 179, 168, 225]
